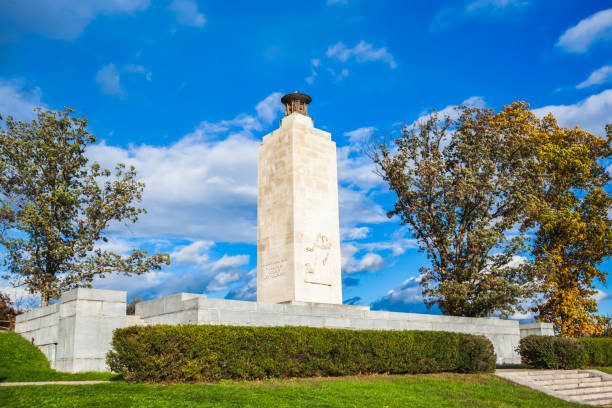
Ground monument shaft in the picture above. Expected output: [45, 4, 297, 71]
[257, 94, 342, 304]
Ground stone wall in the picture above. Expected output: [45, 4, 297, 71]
[519, 321, 555, 338]
[15, 289, 556, 372]
[137, 293, 523, 365]
[15, 288, 127, 373]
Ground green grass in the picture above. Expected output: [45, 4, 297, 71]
[0, 331, 117, 382]
[0, 373, 587, 407]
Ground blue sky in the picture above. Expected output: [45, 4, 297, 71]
[1, 0, 611, 318]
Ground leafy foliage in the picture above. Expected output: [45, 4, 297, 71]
[0, 108, 170, 306]
[578, 338, 612, 367]
[518, 335, 587, 369]
[107, 325, 496, 383]
[126, 296, 142, 315]
[526, 120, 612, 336]
[370, 103, 540, 318]
[0, 292, 20, 331]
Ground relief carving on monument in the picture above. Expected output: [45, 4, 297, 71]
[304, 233, 333, 286]
[263, 259, 287, 280]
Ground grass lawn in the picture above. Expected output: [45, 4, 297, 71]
[0, 331, 117, 382]
[0, 373, 588, 408]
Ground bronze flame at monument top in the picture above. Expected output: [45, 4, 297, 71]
[281, 91, 312, 117]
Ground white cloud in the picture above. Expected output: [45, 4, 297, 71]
[556, 8, 612, 53]
[0, 78, 44, 120]
[96, 63, 123, 96]
[341, 227, 370, 240]
[371, 275, 433, 313]
[87, 92, 284, 243]
[595, 289, 611, 303]
[212, 254, 249, 272]
[326, 41, 397, 69]
[93, 270, 171, 296]
[328, 68, 349, 82]
[577, 65, 612, 89]
[431, 0, 530, 31]
[171, 240, 214, 265]
[168, 0, 206, 27]
[305, 59, 321, 84]
[255, 92, 283, 123]
[0, 0, 150, 41]
[532, 89, 612, 136]
[344, 126, 376, 144]
[341, 244, 385, 274]
[224, 269, 256, 301]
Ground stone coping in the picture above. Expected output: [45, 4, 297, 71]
[136, 293, 519, 329]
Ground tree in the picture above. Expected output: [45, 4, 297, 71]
[370, 103, 541, 318]
[527, 120, 612, 336]
[0, 292, 20, 331]
[0, 108, 170, 306]
[126, 296, 142, 315]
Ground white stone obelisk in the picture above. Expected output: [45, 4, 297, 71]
[257, 92, 342, 304]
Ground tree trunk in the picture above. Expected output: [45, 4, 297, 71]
[41, 294, 49, 307]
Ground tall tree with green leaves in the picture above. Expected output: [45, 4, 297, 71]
[526, 119, 612, 337]
[370, 103, 541, 318]
[0, 108, 170, 306]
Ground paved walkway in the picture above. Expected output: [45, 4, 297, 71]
[0, 380, 110, 387]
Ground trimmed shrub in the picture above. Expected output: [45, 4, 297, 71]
[107, 325, 496, 383]
[518, 335, 587, 369]
[578, 338, 612, 366]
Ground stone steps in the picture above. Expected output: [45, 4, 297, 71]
[496, 369, 612, 406]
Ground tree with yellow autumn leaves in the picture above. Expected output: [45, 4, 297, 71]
[373, 102, 611, 336]
[527, 119, 612, 336]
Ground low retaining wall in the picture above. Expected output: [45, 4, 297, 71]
[15, 288, 127, 373]
[15, 289, 551, 372]
[137, 293, 523, 364]
[519, 322, 555, 338]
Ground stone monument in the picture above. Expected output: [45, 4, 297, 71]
[257, 92, 343, 305]
[15, 91, 544, 372]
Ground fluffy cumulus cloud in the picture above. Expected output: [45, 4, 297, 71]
[532, 89, 612, 136]
[87, 93, 285, 243]
[342, 244, 386, 274]
[430, 0, 530, 31]
[556, 8, 612, 53]
[92, 239, 252, 298]
[371, 275, 437, 313]
[577, 65, 612, 89]
[255, 92, 283, 123]
[0, 78, 45, 120]
[0, 0, 150, 42]
[326, 41, 397, 69]
[224, 269, 256, 301]
[341, 226, 370, 240]
[167, 0, 207, 28]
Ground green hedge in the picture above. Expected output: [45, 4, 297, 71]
[107, 325, 496, 383]
[578, 338, 612, 366]
[518, 335, 587, 369]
